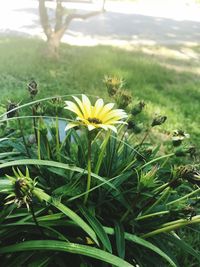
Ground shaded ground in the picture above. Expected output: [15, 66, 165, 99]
[1, 0, 200, 46]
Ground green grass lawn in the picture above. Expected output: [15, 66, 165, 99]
[0, 36, 199, 145]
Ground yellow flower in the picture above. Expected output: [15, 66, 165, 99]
[64, 95, 127, 133]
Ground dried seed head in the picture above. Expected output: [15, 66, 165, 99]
[176, 165, 200, 185]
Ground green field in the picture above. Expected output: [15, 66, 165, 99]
[0, 36, 199, 145]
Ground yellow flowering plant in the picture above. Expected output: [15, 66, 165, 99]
[64, 94, 128, 133]
[64, 94, 128, 203]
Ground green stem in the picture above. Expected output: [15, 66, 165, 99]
[37, 120, 41, 160]
[55, 116, 61, 161]
[84, 133, 92, 205]
[139, 127, 151, 147]
[32, 105, 38, 143]
[17, 118, 30, 157]
[94, 130, 110, 174]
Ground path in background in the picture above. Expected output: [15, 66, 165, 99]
[0, 0, 200, 47]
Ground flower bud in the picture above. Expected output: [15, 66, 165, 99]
[172, 130, 190, 146]
[127, 119, 142, 134]
[103, 75, 124, 96]
[131, 101, 145, 116]
[28, 80, 38, 98]
[34, 102, 45, 116]
[151, 115, 167, 127]
[115, 90, 132, 109]
[6, 101, 18, 118]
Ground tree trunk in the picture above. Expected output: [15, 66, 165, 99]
[47, 34, 61, 58]
[39, 0, 105, 57]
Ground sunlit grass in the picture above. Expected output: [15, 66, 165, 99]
[0, 36, 199, 145]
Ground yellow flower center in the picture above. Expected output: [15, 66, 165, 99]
[88, 117, 102, 124]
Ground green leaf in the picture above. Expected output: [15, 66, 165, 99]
[80, 206, 112, 253]
[104, 227, 178, 267]
[33, 188, 99, 245]
[165, 233, 200, 263]
[0, 159, 117, 191]
[0, 240, 134, 267]
[0, 179, 13, 193]
[114, 222, 125, 259]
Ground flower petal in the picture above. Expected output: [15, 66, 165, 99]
[82, 94, 92, 118]
[88, 124, 96, 131]
[65, 123, 78, 131]
[106, 125, 118, 133]
[93, 98, 104, 117]
[98, 103, 115, 119]
[64, 101, 83, 118]
[72, 96, 87, 117]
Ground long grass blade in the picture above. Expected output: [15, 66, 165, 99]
[0, 240, 134, 267]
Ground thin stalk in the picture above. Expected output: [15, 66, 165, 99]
[32, 105, 38, 143]
[55, 116, 61, 161]
[17, 118, 31, 157]
[94, 130, 110, 174]
[37, 120, 41, 160]
[46, 139, 51, 159]
[84, 133, 92, 205]
[139, 127, 151, 147]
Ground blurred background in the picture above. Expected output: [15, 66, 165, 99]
[0, 0, 199, 145]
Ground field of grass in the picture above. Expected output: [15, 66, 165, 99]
[0, 36, 199, 146]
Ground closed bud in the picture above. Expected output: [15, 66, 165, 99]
[127, 118, 142, 134]
[103, 75, 124, 96]
[28, 80, 38, 98]
[131, 101, 145, 115]
[172, 130, 190, 146]
[151, 115, 167, 127]
[175, 146, 187, 157]
[115, 90, 132, 109]
[34, 102, 45, 116]
[6, 101, 18, 118]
